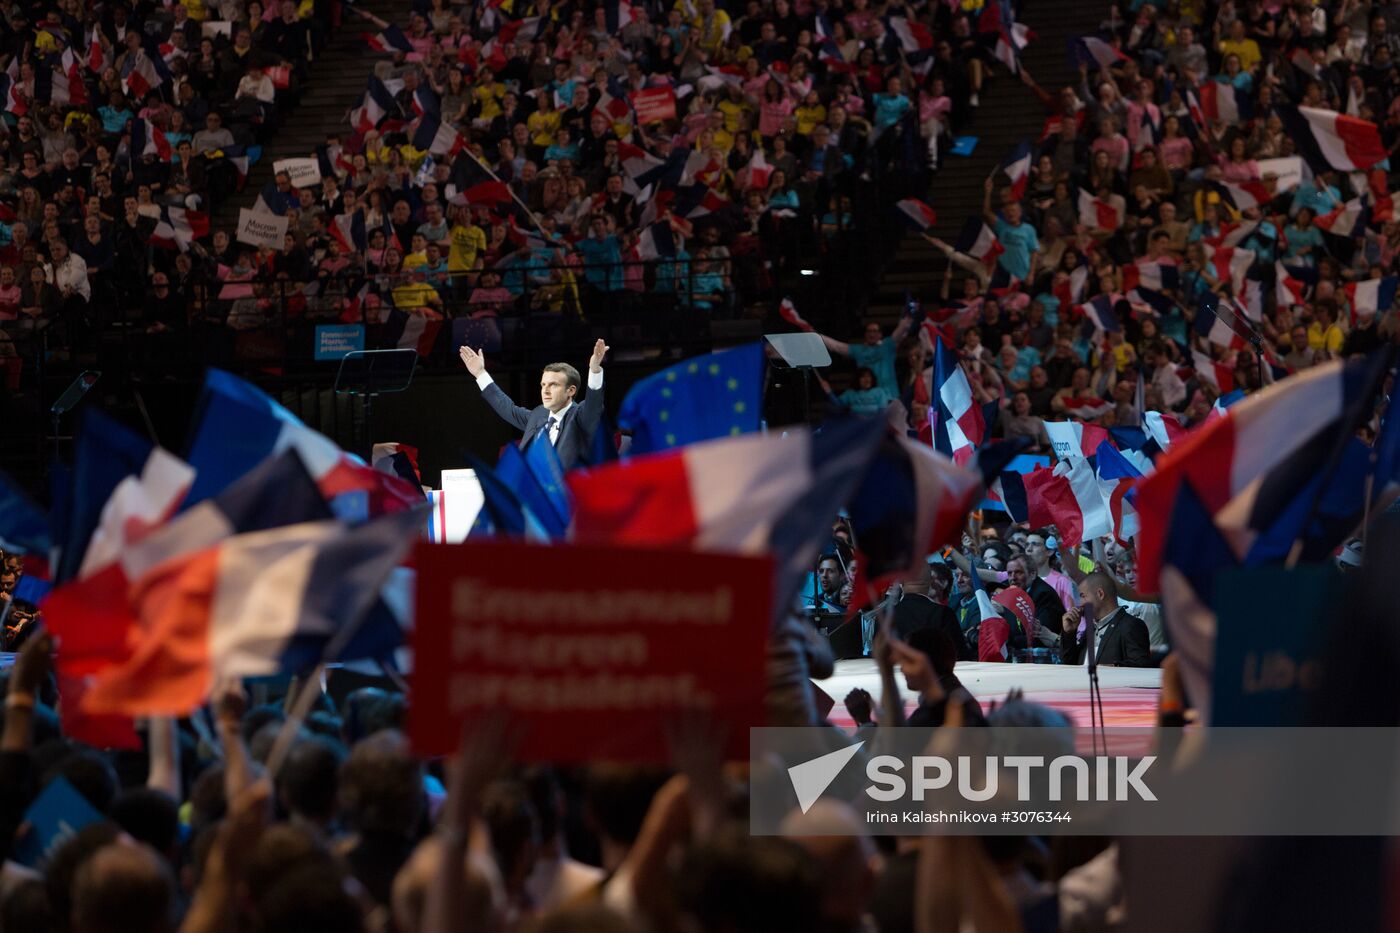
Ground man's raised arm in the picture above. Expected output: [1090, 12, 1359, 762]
[460, 344, 532, 430]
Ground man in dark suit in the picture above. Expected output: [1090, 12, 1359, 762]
[459, 338, 609, 470]
[1058, 570, 1151, 667]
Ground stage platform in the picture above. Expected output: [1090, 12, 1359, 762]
[821, 659, 1162, 730]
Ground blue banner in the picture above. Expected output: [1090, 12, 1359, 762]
[315, 324, 365, 361]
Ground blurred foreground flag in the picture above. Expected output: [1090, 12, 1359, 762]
[47, 507, 423, 717]
[183, 369, 419, 516]
[570, 419, 885, 609]
[616, 343, 765, 454]
[1137, 353, 1390, 596]
[0, 469, 51, 556]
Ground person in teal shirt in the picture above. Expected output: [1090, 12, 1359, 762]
[575, 215, 623, 291]
[871, 77, 912, 135]
[1290, 171, 1343, 217]
[984, 179, 1040, 282]
[838, 367, 897, 415]
[819, 316, 913, 394]
[1283, 208, 1326, 267]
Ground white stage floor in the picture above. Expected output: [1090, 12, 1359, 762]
[820, 660, 1163, 729]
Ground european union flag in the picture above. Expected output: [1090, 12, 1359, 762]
[463, 454, 549, 540]
[524, 437, 572, 531]
[617, 343, 766, 455]
[494, 443, 568, 538]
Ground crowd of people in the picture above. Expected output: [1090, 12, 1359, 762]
[0, 0, 1007, 376]
[0, 0, 337, 377]
[802, 0, 1400, 454]
[7, 0, 1400, 928]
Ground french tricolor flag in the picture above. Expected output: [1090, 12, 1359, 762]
[131, 118, 171, 161]
[1095, 440, 1144, 545]
[636, 221, 676, 260]
[121, 52, 163, 98]
[331, 211, 367, 253]
[1046, 420, 1111, 459]
[1001, 460, 1111, 547]
[955, 216, 1003, 267]
[350, 77, 399, 133]
[1200, 81, 1246, 124]
[1071, 35, 1129, 70]
[1316, 197, 1369, 238]
[365, 24, 415, 54]
[569, 419, 889, 607]
[1297, 106, 1388, 171]
[1076, 294, 1120, 336]
[412, 113, 466, 157]
[1344, 276, 1399, 324]
[182, 369, 421, 512]
[1205, 244, 1254, 294]
[889, 16, 934, 53]
[1054, 265, 1089, 309]
[930, 339, 983, 463]
[46, 449, 421, 717]
[1189, 348, 1235, 393]
[1143, 410, 1189, 451]
[1077, 188, 1119, 231]
[1195, 296, 1248, 350]
[1136, 356, 1388, 593]
[896, 197, 937, 231]
[1122, 260, 1180, 293]
[1275, 261, 1310, 308]
[1218, 179, 1271, 212]
[998, 140, 1034, 201]
[778, 297, 814, 332]
[383, 306, 444, 357]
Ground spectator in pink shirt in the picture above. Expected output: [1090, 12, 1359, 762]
[758, 79, 795, 139]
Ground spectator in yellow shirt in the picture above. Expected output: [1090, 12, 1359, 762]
[794, 91, 827, 136]
[1307, 302, 1346, 355]
[473, 68, 506, 123]
[448, 210, 488, 282]
[528, 94, 562, 147]
[1217, 20, 1261, 72]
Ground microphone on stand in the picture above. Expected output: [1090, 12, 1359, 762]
[1082, 600, 1108, 757]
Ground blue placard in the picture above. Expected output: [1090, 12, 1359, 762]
[12, 776, 105, 868]
[980, 454, 1051, 511]
[1210, 565, 1339, 727]
[950, 136, 979, 157]
[314, 324, 365, 361]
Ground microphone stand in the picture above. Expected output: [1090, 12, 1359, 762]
[1209, 295, 1268, 389]
[1084, 606, 1108, 758]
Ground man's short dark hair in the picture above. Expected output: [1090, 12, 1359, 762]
[71, 843, 175, 933]
[110, 789, 181, 858]
[677, 825, 821, 933]
[482, 780, 540, 879]
[904, 626, 957, 678]
[338, 730, 424, 838]
[543, 362, 581, 391]
[277, 735, 346, 824]
[584, 765, 668, 845]
[1083, 569, 1119, 603]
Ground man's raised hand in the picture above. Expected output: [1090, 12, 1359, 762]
[459, 345, 486, 377]
[589, 338, 609, 373]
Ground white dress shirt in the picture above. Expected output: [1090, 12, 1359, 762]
[49, 255, 90, 302]
[476, 368, 604, 445]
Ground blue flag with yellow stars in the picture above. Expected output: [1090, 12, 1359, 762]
[617, 343, 766, 455]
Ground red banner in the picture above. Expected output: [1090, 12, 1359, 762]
[410, 541, 771, 762]
[630, 87, 677, 125]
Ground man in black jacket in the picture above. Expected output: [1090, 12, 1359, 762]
[460, 339, 608, 470]
[1058, 570, 1151, 667]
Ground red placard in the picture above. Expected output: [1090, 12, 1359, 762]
[410, 541, 771, 762]
[630, 87, 677, 125]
